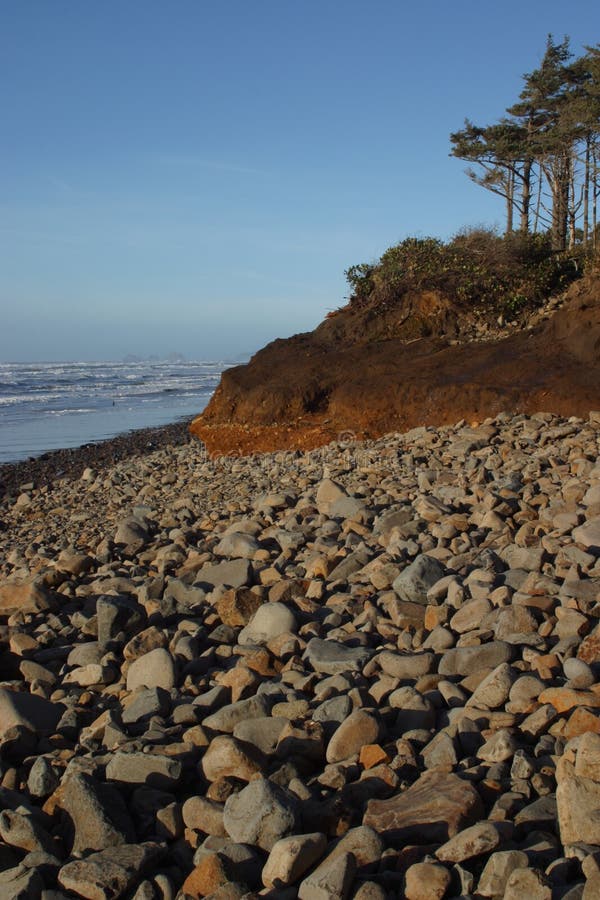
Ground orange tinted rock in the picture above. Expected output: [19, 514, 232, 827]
[181, 852, 231, 898]
[538, 687, 600, 713]
[578, 628, 600, 664]
[216, 666, 260, 702]
[359, 744, 391, 769]
[239, 646, 276, 677]
[565, 707, 600, 739]
[530, 654, 561, 679]
[215, 588, 263, 627]
[424, 606, 449, 631]
[0, 579, 54, 616]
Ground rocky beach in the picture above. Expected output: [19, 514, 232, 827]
[2, 412, 600, 897]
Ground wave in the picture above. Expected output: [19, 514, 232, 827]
[0, 359, 226, 451]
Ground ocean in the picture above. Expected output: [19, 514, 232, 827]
[0, 359, 231, 464]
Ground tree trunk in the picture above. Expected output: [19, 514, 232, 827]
[506, 169, 514, 233]
[593, 144, 599, 251]
[546, 153, 570, 252]
[520, 159, 532, 233]
[583, 137, 591, 244]
[534, 163, 544, 233]
[568, 164, 581, 250]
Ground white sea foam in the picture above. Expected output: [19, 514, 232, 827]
[0, 359, 227, 463]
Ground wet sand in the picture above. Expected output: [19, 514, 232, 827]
[0, 417, 197, 499]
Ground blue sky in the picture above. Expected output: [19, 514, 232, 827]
[1, 1, 598, 361]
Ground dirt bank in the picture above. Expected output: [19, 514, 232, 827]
[191, 273, 600, 457]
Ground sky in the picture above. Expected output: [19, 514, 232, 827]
[1, 1, 598, 362]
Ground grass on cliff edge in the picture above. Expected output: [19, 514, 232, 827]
[345, 227, 596, 320]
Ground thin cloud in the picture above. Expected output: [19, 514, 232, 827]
[152, 152, 268, 177]
[48, 175, 77, 194]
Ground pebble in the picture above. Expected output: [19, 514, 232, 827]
[2, 412, 600, 896]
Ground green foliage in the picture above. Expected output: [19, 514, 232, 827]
[343, 263, 375, 301]
[344, 226, 584, 317]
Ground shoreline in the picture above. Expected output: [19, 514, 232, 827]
[0, 416, 198, 499]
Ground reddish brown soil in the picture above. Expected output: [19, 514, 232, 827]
[191, 273, 600, 457]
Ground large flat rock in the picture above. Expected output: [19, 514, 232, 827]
[363, 770, 484, 845]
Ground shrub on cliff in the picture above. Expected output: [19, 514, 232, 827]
[345, 227, 587, 319]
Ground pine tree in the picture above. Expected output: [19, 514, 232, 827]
[449, 120, 530, 234]
[508, 36, 573, 251]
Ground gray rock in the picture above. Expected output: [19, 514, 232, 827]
[233, 717, 288, 755]
[323, 825, 384, 874]
[60, 771, 135, 855]
[392, 555, 446, 604]
[67, 641, 104, 668]
[97, 594, 145, 648]
[421, 731, 458, 769]
[315, 478, 350, 515]
[0, 809, 56, 855]
[0, 688, 64, 743]
[121, 686, 171, 724]
[514, 795, 557, 829]
[373, 506, 415, 535]
[163, 577, 207, 612]
[0, 577, 55, 616]
[262, 832, 327, 889]
[182, 796, 226, 836]
[126, 648, 176, 692]
[557, 771, 600, 845]
[238, 603, 297, 645]
[315, 479, 366, 520]
[202, 695, 272, 733]
[202, 735, 263, 782]
[303, 638, 373, 675]
[106, 752, 182, 789]
[377, 651, 435, 680]
[351, 882, 387, 900]
[404, 862, 451, 900]
[467, 662, 515, 709]
[27, 757, 60, 798]
[298, 851, 356, 900]
[114, 517, 150, 553]
[58, 842, 163, 898]
[312, 695, 353, 728]
[573, 517, 600, 550]
[327, 549, 371, 583]
[0, 865, 45, 900]
[477, 849, 530, 897]
[223, 778, 301, 851]
[215, 532, 261, 559]
[436, 820, 505, 862]
[477, 728, 519, 763]
[329, 495, 366, 520]
[195, 558, 252, 590]
[504, 867, 552, 899]
[438, 641, 513, 676]
[563, 657, 595, 689]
